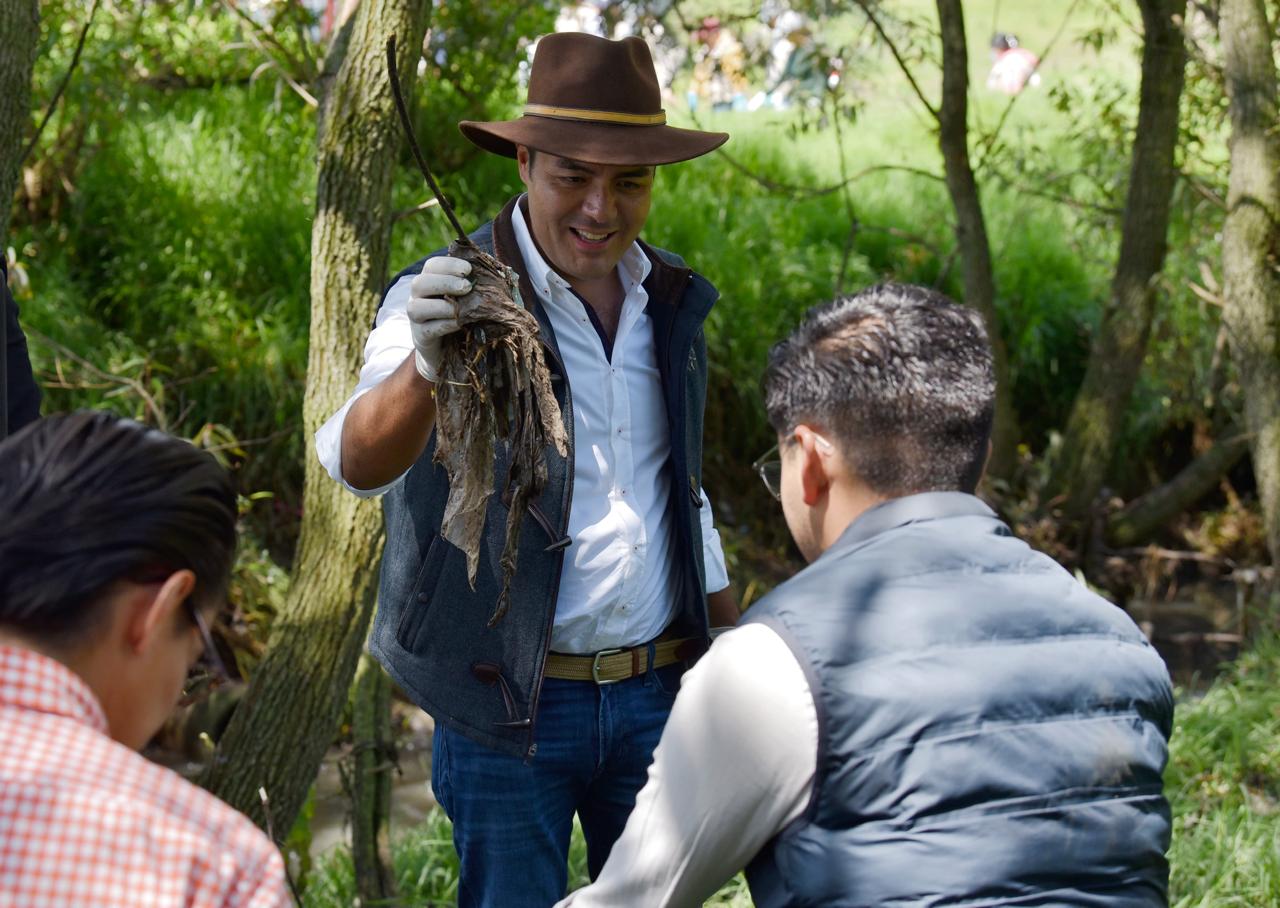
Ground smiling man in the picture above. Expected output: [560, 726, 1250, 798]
[315, 32, 735, 907]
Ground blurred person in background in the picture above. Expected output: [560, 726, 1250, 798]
[987, 32, 1041, 95]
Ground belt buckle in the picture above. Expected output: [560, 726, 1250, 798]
[591, 648, 626, 685]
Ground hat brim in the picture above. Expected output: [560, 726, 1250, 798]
[459, 116, 728, 166]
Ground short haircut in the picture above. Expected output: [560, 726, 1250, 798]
[763, 283, 995, 495]
[0, 411, 238, 646]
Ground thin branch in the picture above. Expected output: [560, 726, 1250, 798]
[20, 0, 100, 167]
[241, 33, 319, 107]
[221, 0, 313, 80]
[203, 425, 296, 455]
[27, 328, 168, 432]
[832, 102, 860, 293]
[1184, 172, 1227, 210]
[985, 165, 1124, 217]
[849, 0, 939, 121]
[386, 35, 469, 242]
[392, 197, 440, 223]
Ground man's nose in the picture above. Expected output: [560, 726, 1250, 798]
[581, 183, 615, 223]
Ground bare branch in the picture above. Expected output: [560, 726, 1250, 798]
[392, 197, 440, 223]
[26, 328, 169, 432]
[20, 0, 100, 167]
[387, 35, 469, 242]
[221, 0, 314, 81]
[849, 0, 939, 121]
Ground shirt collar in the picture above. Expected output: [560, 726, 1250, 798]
[510, 194, 651, 303]
[0, 644, 108, 734]
[823, 491, 998, 558]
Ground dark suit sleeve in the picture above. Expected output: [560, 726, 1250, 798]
[3, 260, 42, 433]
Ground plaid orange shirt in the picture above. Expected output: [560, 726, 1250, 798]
[0, 645, 291, 907]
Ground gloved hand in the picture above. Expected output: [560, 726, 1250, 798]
[408, 256, 472, 383]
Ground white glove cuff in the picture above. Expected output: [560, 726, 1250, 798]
[414, 350, 439, 384]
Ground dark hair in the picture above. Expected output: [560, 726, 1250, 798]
[0, 411, 238, 646]
[763, 283, 994, 495]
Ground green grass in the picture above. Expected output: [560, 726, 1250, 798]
[1166, 635, 1280, 906]
[301, 810, 752, 907]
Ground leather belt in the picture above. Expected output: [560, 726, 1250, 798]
[544, 636, 699, 685]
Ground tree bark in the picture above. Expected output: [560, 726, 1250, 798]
[202, 0, 431, 834]
[1105, 430, 1250, 546]
[1047, 0, 1188, 519]
[933, 0, 1019, 478]
[1219, 0, 1280, 567]
[0, 0, 38, 242]
[349, 651, 397, 904]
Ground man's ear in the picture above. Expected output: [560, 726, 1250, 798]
[516, 145, 533, 187]
[125, 569, 196, 654]
[794, 425, 834, 507]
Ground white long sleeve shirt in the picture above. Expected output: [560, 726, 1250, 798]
[556, 623, 819, 907]
[315, 201, 729, 653]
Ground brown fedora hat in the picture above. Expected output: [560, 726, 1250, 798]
[459, 32, 728, 167]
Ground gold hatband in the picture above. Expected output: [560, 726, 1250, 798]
[523, 103, 667, 126]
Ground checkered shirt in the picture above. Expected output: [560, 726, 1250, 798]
[0, 645, 291, 907]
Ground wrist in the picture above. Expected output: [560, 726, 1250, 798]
[414, 350, 439, 384]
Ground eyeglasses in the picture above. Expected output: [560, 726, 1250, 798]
[180, 600, 229, 707]
[753, 443, 782, 501]
[128, 567, 231, 706]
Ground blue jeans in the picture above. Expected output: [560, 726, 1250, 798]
[431, 663, 683, 908]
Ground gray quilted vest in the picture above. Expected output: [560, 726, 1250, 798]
[743, 492, 1173, 907]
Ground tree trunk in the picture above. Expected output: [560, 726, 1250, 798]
[1047, 0, 1188, 519]
[349, 651, 398, 904]
[934, 0, 1019, 479]
[0, 0, 38, 242]
[1220, 0, 1280, 567]
[202, 0, 431, 834]
[1105, 430, 1250, 546]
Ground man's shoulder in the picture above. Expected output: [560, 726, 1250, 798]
[62, 724, 281, 863]
[0, 710, 285, 893]
[645, 243, 689, 270]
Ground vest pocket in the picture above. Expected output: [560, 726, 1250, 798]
[395, 534, 448, 652]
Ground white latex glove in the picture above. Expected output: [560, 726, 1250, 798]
[408, 256, 472, 383]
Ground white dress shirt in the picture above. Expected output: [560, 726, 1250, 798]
[556, 623, 819, 907]
[315, 201, 729, 653]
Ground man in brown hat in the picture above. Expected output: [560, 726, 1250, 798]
[316, 32, 736, 907]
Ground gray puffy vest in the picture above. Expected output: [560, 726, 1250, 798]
[369, 195, 717, 758]
[743, 492, 1173, 907]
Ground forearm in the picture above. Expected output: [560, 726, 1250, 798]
[340, 354, 438, 490]
[708, 587, 739, 628]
